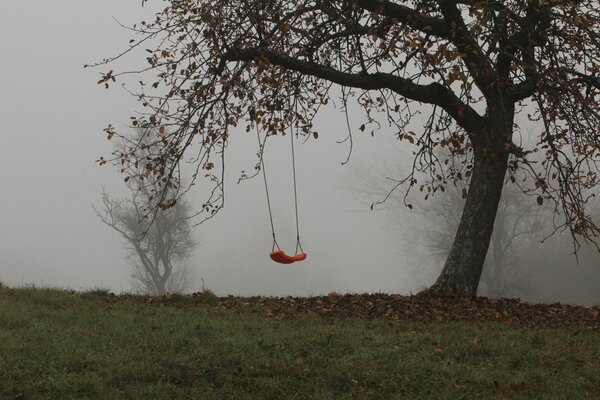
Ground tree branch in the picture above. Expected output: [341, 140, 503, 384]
[221, 47, 486, 134]
[353, 0, 450, 38]
[437, 0, 498, 97]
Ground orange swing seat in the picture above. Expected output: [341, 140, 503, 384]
[269, 250, 307, 264]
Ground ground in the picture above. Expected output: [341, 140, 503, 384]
[0, 284, 598, 399]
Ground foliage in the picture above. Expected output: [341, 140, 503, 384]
[1, 286, 598, 399]
[93, 0, 599, 237]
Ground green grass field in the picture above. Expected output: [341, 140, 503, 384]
[0, 284, 598, 399]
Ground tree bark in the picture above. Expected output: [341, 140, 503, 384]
[432, 116, 511, 295]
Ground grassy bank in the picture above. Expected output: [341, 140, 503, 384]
[0, 285, 598, 399]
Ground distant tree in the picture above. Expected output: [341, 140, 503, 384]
[415, 183, 544, 298]
[94, 128, 198, 295]
[94, 0, 600, 295]
[349, 152, 544, 298]
[479, 186, 543, 297]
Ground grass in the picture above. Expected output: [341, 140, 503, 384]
[0, 285, 598, 399]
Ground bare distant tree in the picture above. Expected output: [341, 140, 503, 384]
[479, 187, 543, 298]
[95, 128, 198, 295]
[420, 183, 544, 298]
[128, 251, 197, 295]
[348, 151, 545, 298]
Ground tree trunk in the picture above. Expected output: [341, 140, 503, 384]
[154, 277, 167, 296]
[432, 118, 511, 295]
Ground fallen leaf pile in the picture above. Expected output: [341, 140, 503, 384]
[188, 290, 599, 329]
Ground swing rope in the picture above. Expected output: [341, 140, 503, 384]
[289, 104, 304, 255]
[254, 114, 280, 252]
[254, 104, 306, 264]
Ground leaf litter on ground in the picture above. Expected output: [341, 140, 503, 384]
[176, 290, 600, 329]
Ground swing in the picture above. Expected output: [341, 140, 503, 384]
[255, 108, 307, 265]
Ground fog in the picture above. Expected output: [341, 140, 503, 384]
[1, 2, 598, 305]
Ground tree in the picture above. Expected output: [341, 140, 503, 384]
[93, 0, 600, 295]
[479, 185, 543, 297]
[94, 128, 198, 296]
[411, 184, 544, 298]
[348, 149, 544, 298]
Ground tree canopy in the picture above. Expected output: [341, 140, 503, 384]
[94, 0, 600, 294]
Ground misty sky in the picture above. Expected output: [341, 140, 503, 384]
[0, 2, 598, 303]
[0, 1, 417, 296]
